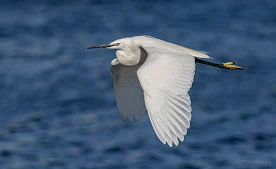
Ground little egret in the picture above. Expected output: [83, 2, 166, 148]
[87, 35, 242, 147]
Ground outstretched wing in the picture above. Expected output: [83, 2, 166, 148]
[137, 48, 195, 147]
[110, 59, 146, 122]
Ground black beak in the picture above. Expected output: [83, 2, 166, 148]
[87, 43, 120, 49]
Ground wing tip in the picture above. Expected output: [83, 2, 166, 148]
[165, 136, 187, 147]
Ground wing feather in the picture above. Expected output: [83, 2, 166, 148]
[137, 48, 195, 147]
[111, 59, 146, 122]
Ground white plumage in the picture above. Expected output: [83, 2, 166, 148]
[89, 35, 211, 147]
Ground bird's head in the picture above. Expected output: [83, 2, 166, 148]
[87, 38, 131, 50]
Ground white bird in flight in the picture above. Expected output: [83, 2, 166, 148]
[87, 35, 242, 147]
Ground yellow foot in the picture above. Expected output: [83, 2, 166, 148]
[222, 62, 243, 70]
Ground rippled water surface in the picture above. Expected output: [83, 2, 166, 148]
[0, 0, 276, 169]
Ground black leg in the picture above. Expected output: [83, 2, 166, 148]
[195, 58, 243, 70]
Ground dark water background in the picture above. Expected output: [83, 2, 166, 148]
[0, 0, 276, 169]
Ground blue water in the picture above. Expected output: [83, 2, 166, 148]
[0, 0, 276, 169]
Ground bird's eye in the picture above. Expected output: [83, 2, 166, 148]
[109, 43, 120, 47]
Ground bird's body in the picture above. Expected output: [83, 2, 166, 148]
[111, 36, 210, 66]
[88, 35, 242, 147]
